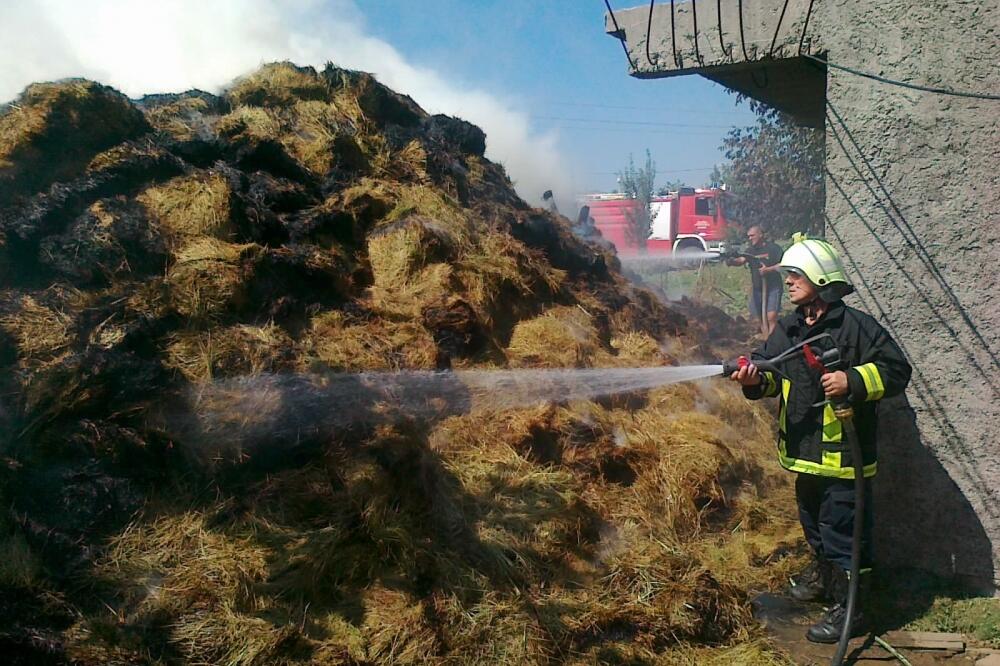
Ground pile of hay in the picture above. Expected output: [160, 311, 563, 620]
[0, 62, 799, 664]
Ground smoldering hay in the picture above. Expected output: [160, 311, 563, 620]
[0, 63, 799, 664]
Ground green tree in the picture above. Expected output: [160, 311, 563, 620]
[720, 100, 824, 240]
[656, 178, 688, 196]
[616, 150, 657, 251]
[704, 165, 726, 189]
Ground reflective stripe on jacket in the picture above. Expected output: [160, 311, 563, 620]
[744, 301, 912, 479]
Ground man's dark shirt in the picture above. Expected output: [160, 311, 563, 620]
[747, 241, 784, 292]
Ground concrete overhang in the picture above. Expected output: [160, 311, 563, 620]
[605, 0, 826, 127]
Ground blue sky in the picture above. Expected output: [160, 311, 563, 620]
[356, 0, 756, 196]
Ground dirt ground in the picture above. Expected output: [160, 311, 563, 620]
[755, 593, 980, 665]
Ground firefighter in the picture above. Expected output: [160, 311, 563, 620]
[729, 238, 912, 643]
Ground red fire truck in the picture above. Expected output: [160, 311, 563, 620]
[581, 187, 737, 259]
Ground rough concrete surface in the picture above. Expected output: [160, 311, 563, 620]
[607, 0, 1000, 589]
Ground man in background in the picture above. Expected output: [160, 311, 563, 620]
[728, 225, 783, 336]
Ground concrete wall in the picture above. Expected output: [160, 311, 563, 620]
[607, 0, 1000, 589]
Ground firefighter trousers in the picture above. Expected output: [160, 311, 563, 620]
[795, 473, 874, 573]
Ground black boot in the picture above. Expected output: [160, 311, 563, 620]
[788, 556, 832, 602]
[806, 567, 866, 644]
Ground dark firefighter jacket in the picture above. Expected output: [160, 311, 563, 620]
[743, 300, 912, 479]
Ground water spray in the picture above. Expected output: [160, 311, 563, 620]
[620, 251, 720, 268]
[179, 364, 724, 462]
[182, 333, 840, 457]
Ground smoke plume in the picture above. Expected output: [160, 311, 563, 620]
[0, 0, 571, 203]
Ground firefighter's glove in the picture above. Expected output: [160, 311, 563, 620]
[820, 370, 849, 398]
[730, 363, 761, 387]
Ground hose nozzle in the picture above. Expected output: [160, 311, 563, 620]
[720, 333, 841, 379]
[721, 356, 779, 376]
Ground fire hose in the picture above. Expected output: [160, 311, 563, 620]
[722, 334, 865, 666]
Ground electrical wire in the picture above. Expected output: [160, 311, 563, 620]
[825, 103, 1000, 379]
[587, 166, 719, 175]
[529, 115, 735, 129]
[540, 100, 749, 115]
[604, 0, 638, 72]
[828, 212, 1000, 529]
[805, 53, 1000, 100]
[550, 125, 729, 137]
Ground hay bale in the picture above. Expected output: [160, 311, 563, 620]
[423, 114, 487, 158]
[322, 65, 426, 128]
[303, 310, 439, 371]
[571, 550, 751, 646]
[421, 296, 488, 359]
[137, 90, 224, 142]
[282, 99, 372, 177]
[381, 183, 470, 237]
[248, 243, 359, 316]
[0, 292, 74, 365]
[455, 231, 565, 332]
[137, 170, 236, 243]
[386, 139, 429, 182]
[75, 279, 171, 352]
[166, 238, 259, 319]
[226, 62, 328, 109]
[610, 331, 667, 366]
[0, 79, 149, 201]
[244, 171, 315, 214]
[367, 214, 461, 292]
[163, 323, 294, 382]
[39, 197, 167, 284]
[215, 104, 283, 144]
[217, 95, 370, 178]
[602, 393, 754, 538]
[506, 306, 603, 368]
[300, 178, 397, 246]
[370, 262, 457, 321]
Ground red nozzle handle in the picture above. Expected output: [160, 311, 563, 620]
[722, 356, 751, 376]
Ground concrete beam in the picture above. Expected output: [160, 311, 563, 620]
[605, 0, 825, 126]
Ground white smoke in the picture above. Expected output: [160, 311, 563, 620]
[0, 0, 571, 203]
